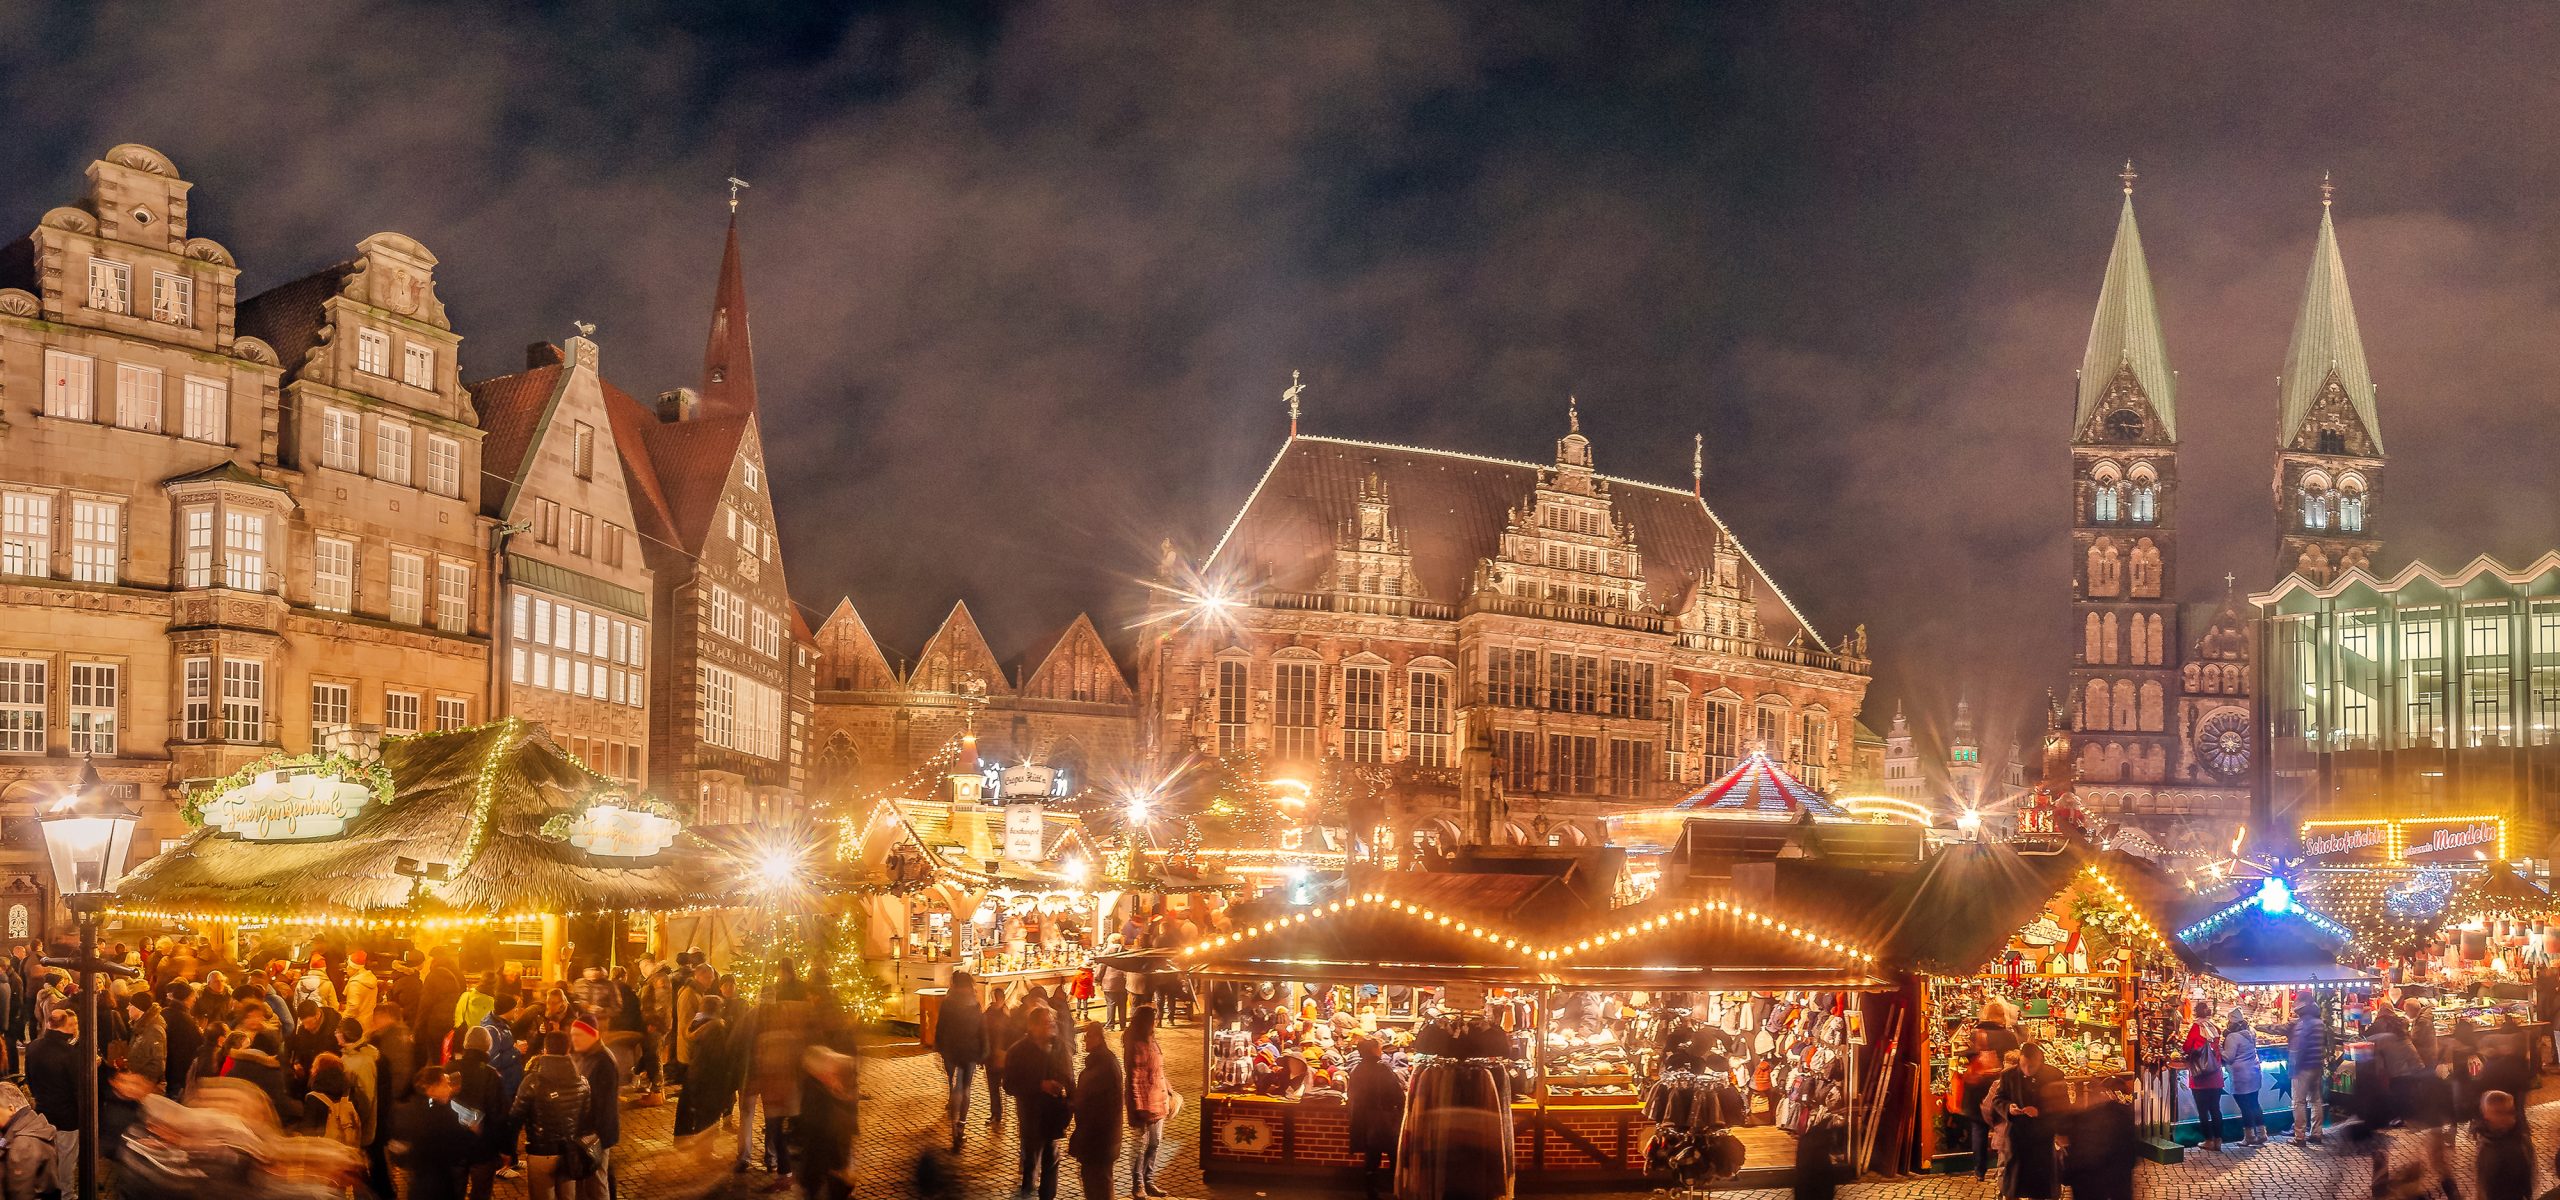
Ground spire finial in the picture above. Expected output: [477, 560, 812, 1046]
[2225, 571, 2237, 592]
[573, 320, 596, 338]
[1568, 395, 1581, 435]
[1282, 369, 1304, 437]
[1691, 432, 1704, 496]
[2119, 159, 2138, 196]
[727, 175, 750, 214]
[2321, 170, 2334, 208]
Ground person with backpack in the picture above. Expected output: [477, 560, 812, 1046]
[2182, 1012, 2227, 1151]
[0, 1083, 54, 1200]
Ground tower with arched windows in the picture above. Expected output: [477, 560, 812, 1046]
[2066, 171, 2208, 815]
[2272, 184, 2385, 587]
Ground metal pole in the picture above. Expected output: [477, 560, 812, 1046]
[76, 905, 99, 1200]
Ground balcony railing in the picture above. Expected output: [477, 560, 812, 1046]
[1238, 590, 1867, 675]
[1252, 590, 1458, 620]
[1461, 592, 1671, 634]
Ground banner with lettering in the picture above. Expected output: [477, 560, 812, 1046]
[2398, 818, 2504, 863]
[2299, 820, 2392, 867]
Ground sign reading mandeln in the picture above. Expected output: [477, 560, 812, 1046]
[2401, 820, 2501, 860]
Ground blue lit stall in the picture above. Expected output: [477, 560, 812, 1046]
[2173, 876, 2376, 1140]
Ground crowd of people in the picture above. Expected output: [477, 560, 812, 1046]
[932, 970, 1179, 1200]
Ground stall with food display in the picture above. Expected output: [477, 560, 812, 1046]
[1165, 853, 1895, 1192]
[110, 720, 722, 976]
[1892, 841, 2196, 1171]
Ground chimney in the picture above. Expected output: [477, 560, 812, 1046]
[525, 342, 565, 369]
[656, 386, 699, 422]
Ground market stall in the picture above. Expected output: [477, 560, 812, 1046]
[113, 720, 721, 976]
[1170, 857, 1892, 1192]
[2172, 876, 2378, 1135]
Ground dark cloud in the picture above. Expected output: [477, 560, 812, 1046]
[9, 1, 2560, 751]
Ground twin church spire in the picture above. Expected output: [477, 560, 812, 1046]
[2076, 164, 2178, 441]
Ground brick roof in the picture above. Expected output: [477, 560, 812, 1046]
[699, 215, 758, 418]
[465, 362, 565, 519]
[1208, 435, 1821, 648]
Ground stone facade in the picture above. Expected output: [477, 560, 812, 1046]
[470, 335, 656, 792]
[808, 601, 1141, 801]
[0, 144, 491, 896]
[1139, 416, 1869, 850]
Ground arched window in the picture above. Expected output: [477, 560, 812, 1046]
[2138, 681, 2165, 731]
[2083, 679, 2110, 731]
[2128, 540, 2162, 598]
[2087, 541, 2122, 597]
[2146, 614, 2165, 665]
[2111, 680, 2136, 732]
[2093, 483, 2119, 523]
[2083, 613, 2102, 663]
[2099, 612, 2119, 664]
[2340, 486, 2365, 532]
[2130, 481, 2156, 523]
[2302, 487, 2329, 530]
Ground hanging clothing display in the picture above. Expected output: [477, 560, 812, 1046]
[1394, 1057, 1517, 1200]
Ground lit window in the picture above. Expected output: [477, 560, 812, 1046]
[69, 500, 118, 584]
[1, 493, 51, 578]
[312, 537, 354, 611]
[388, 552, 424, 625]
[87, 258, 130, 314]
[310, 681, 350, 746]
[321, 409, 362, 471]
[0, 660, 45, 752]
[375, 420, 412, 485]
[356, 328, 391, 376]
[435, 562, 470, 633]
[182, 376, 228, 443]
[180, 508, 214, 588]
[44, 351, 94, 420]
[568, 510, 592, 557]
[220, 659, 263, 743]
[223, 510, 265, 590]
[181, 658, 211, 740]
[152, 271, 194, 325]
[67, 663, 115, 756]
[384, 691, 420, 734]
[1409, 670, 1451, 767]
[743, 460, 760, 491]
[114, 364, 163, 432]
[1343, 665, 1386, 763]
[425, 435, 461, 497]
[510, 647, 527, 685]
[401, 343, 435, 389]
[434, 697, 467, 731]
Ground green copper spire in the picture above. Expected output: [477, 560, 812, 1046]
[2278, 177, 2382, 453]
[2076, 164, 2177, 440]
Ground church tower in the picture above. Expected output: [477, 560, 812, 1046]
[2273, 176, 2385, 585]
[1946, 696, 1985, 805]
[2067, 165, 2184, 799]
[1882, 704, 1921, 804]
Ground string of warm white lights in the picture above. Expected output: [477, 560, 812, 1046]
[2078, 864, 2176, 957]
[107, 899, 741, 930]
[1178, 890, 1878, 966]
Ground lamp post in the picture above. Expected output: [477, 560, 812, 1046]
[37, 756, 140, 1200]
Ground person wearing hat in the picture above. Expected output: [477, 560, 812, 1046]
[1067, 1020, 1123, 1200]
[1003, 1004, 1074, 1200]
[1345, 1037, 1402, 1200]
[568, 1018, 620, 1200]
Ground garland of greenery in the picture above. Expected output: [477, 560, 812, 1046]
[731, 912, 893, 1025]
[536, 791, 685, 841]
[182, 751, 398, 829]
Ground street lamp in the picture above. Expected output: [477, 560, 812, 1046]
[38, 756, 139, 1200]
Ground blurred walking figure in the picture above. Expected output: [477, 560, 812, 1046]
[1345, 1038, 1403, 1200]
[2474, 1090, 2534, 1200]
[935, 971, 988, 1153]
[1069, 1021, 1123, 1200]
[1003, 1006, 1073, 1200]
[1124, 1006, 1173, 1198]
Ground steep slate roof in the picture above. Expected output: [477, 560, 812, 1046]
[2076, 193, 2177, 439]
[1207, 435, 1824, 650]
[699, 215, 758, 417]
[2279, 199, 2384, 452]
[600, 387, 678, 546]
[1672, 750, 1848, 816]
[236, 262, 357, 379]
[600, 391, 755, 556]
[911, 601, 1015, 696]
[815, 598, 902, 692]
[466, 356, 566, 518]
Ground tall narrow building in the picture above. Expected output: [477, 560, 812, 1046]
[2068, 169, 2186, 804]
[2273, 179, 2385, 585]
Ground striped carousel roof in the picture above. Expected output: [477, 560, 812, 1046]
[1671, 750, 1848, 817]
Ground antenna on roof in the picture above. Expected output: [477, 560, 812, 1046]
[727, 175, 751, 214]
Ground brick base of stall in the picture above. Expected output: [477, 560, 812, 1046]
[1202, 1095, 1657, 1187]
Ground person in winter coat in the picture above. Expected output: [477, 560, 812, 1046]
[671, 996, 736, 1142]
[984, 995, 1017, 1134]
[1067, 1021, 1123, 1200]
[796, 1046, 860, 1200]
[1101, 956, 1129, 1029]
[342, 952, 380, 1026]
[394, 1065, 481, 1200]
[2181, 1015, 2226, 1151]
[1990, 1041, 2064, 1200]
[935, 971, 989, 1152]
[2060, 1076, 2139, 1200]
[364, 1004, 419, 1198]
[156, 982, 200, 1100]
[220, 1030, 301, 1125]
[1961, 999, 2020, 1178]
[452, 1027, 510, 1200]
[1346, 1036, 1405, 1200]
[571, 969, 617, 1030]
[509, 1031, 591, 1200]
[2220, 1008, 2266, 1146]
[23, 1007, 80, 1189]
[418, 952, 464, 1057]
[1124, 1005, 1173, 1198]
[295, 957, 341, 1014]
[303, 1054, 365, 1148]
[1004, 1005, 1074, 1200]
[0, 1083, 55, 1200]
[2474, 1089, 2536, 1200]
[1792, 1114, 1848, 1200]
[2286, 999, 2329, 1145]
[123, 992, 167, 1090]
[568, 1020, 619, 1200]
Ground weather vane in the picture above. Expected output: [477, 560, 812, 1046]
[2321, 170, 2334, 208]
[727, 175, 751, 214]
[1282, 369, 1304, 437]
[573, 320, 596, 338]
[2119, 159, 2138, 196]
[1692, 432, 1704, 496]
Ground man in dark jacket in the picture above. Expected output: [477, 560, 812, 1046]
[0, 1082, 55, 1200]
[2286, 999, 2328, 1145]
[2475, 1089, 2534, 1200]
[286, 999, 337, 1089]
[452, 1028, 510, 1200]
[935, 972, 988, 1152]
[393, 1065, 480, 1200]
[568, 1020, 619, 1200]
[510, 1031, 591, 1200]
[1346, 1038, 1405, 1199]
[156, 981, 200, 1100]
[1003, 1005, 1073, 1200]
[1067, 1021, 1122, 1200]
[364, 1003, 419, 1197]
[21, 1009, 78, 1188]
[2061, 1075, 2139, 1200]
[419, 951, 464, 1057]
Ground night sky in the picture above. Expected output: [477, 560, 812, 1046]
[11, 3, 2560, 762]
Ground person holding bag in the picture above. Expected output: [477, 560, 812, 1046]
[2183, 1013, 2226, 1151]
[1124, 1006, 1174, 1198]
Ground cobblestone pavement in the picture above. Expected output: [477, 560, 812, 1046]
[573, 1039, 2560, 1200]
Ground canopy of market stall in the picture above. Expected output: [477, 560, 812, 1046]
[2175, 880, 2378, 992]
[117, 720, 721, 926]
[1875, 840, 2198, 977]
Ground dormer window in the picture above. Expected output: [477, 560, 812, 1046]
[87, 259, 130, 315]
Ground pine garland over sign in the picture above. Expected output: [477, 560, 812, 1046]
[536, 792, 684, 842]
[183, 752, 398, 829]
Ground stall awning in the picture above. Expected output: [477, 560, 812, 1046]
[2214, 963, 2377, 988]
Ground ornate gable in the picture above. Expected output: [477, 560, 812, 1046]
[1315, 474, 1425, 598]
[2286, 372, 2380, 456]
[814, 598, 900, 693]
[1467, 407, 1651, 612]
[2074, 365, 2174, 447]
[1019, 614, 1133, 705]
[911, 602, 1013, 698]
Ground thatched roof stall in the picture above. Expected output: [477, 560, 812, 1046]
[116, 720, 723, 927]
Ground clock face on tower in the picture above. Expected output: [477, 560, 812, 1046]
[2198, 706, 2251, 778]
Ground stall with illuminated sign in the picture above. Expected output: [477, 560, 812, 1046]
[1168, 855, 1894, 1192]
[112, 720, 723, 977]
[2172, 874, 2376, 1136]
[1896, 842, 2196, 1170]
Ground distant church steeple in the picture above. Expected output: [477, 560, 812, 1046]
[699, 198, 760, 417]
[2272, 173, 2385, 585]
